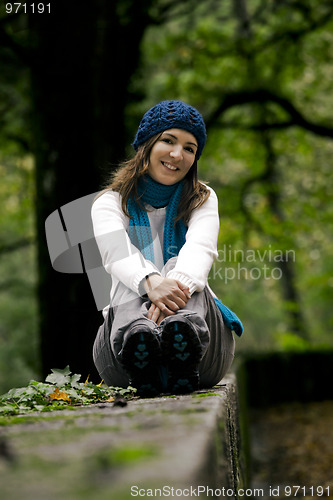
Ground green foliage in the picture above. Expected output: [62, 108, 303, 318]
[0, 366, 137, 417]
[0, 153, 38, 393]
[275, 332, 311, 352]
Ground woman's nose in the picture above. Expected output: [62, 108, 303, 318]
[170, 146, 183, 160]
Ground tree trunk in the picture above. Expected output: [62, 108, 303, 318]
[261, 132, 308, 339]
[28, 0, 153, 380]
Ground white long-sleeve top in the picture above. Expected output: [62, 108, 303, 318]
[91, 185, 219, 315]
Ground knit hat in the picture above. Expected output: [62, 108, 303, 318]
[132, 100, 207, 158]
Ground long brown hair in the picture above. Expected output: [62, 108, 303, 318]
[97, 133, 210, 224]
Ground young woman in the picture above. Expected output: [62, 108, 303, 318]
[92, 100, 242, 397]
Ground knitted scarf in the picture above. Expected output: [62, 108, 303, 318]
[214, 298, 243, 337]
[127, 175, 187, 264]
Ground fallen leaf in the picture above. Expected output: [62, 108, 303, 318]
[50, 388, 71, 402]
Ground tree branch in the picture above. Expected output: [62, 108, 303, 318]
[206, 89, 333, 139]
[213, 120, 295, 131]
[254, 5, 333, 51]
[149, 0, 205, 25]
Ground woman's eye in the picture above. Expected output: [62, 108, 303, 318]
[162, 138, 172, 144]
[185, 147, 194, 154]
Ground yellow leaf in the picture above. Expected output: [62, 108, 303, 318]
[107, 397, 115, 402]
[96, 379, 104, 387]
[84, 375, 90, 385]
[50, 387, 71, 402]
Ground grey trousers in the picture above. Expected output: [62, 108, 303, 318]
[93, 257, 235, 389]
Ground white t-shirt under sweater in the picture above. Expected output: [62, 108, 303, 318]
[91, 185, 219, 317]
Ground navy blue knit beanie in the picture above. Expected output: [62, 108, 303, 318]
[132, 100, 207, 158]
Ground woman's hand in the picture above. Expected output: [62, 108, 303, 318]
[147, 303, 167, 325]
[144, 274, 190, 317]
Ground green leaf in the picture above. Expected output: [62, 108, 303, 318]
[45, 367, 72, 387]
[0, 405, 18, 415]
[69, 373, 82, 386]
[82, 386, 95, 396]
[33, 405, 45, 411]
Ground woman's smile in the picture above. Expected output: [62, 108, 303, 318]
[161, 161, 179, 171]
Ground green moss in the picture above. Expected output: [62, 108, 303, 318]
[192, 391, 222, 398]
[0, 409, 115, 427]
[92, 443, 159, 469]
[0, 415, 38, 426]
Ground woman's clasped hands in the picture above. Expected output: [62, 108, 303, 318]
[144, 274, 191, 325]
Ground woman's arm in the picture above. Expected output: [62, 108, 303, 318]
[92, 191, 190, 313]
[91, 190, 160, 295]
[166, 186, 220, 294]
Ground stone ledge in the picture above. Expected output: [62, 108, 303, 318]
[0, 373, 245, 500]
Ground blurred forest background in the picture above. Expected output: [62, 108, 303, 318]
[0, 0, 332, 394]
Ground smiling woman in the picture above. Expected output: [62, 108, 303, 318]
[91, 100, 242, 398]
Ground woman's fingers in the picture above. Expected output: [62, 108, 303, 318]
[155, 286, 187, 309]
[156, 311, 167, 325]
[155, 301, 176, 316]
[147, 303, 168, 325]
[147, 303, 153, 320]
[146, 277, 191, 313]
[175, 280, 191, 299]
[147, 303, 161, 323]
[165, 294, 186, 311]
[153, 294, 184, 313]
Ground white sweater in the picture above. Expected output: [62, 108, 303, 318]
[91, 185, 219, 314]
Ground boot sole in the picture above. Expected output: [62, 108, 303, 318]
[121, 329, 162, 397]
[161, 318, 202, 394]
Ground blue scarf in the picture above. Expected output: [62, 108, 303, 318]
[127, 174, 244, 337]
[214, 298, 243, 337]
[127, 175, 187, 264]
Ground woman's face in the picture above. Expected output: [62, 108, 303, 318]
[148, 128, 198, 185]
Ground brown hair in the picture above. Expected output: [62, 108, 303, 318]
[97, 133, 210, 224]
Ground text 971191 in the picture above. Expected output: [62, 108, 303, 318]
[4, 2, 51, 14]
